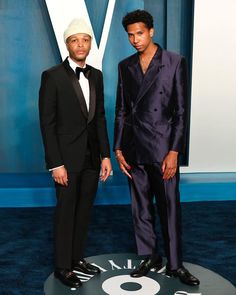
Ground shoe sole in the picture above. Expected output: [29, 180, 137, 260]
[130, 263, 162, 278]
[54, 273, 82, 288]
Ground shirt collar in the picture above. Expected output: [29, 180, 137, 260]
[68, 57, 86, 72]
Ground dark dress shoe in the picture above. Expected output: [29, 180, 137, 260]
[73, 259, 101, 275]
[166, 266, 200, 286]
[130, 257, 162, 278]
[54, 268, 82, 288]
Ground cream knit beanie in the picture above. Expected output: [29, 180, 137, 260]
[64, 18, 93, 42]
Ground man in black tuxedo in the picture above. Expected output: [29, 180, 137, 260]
[39, 18, 111, 288]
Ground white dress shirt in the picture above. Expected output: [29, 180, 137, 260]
[68, 57, 90, 111]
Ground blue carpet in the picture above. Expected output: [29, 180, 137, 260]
[0, 201, 235, 294]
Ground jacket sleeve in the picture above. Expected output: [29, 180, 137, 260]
[95, 71, 111, 158]
[38, 71, 63, 169]
[113, 63, 126, 151]
[169, 56, 188, 153]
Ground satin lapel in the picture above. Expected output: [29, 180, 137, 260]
[127, 54, 144, 94]
[135, 46, 164, 105]
[88, 70, 96, 123]
[63, 59, 88, 118]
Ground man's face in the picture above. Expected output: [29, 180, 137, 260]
[66, 33, 91, 63]
[126, 22, 154, 53]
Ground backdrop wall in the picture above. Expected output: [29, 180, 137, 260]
[181, 0, 236, 173]
[0, 0, 193, 173]
[1, 0, 235, 174]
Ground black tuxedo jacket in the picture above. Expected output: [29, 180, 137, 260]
[39, 58, 110, 172]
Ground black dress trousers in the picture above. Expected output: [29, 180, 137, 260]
[54, 151, 100, 269]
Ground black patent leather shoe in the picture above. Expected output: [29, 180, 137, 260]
[73, 259, 101, 275]
[166, 266, 200, 286]
[54, 268, 82, 288]
[130, 257, 162, 278]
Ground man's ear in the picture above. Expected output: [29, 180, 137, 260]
[150, 28, 154, 37]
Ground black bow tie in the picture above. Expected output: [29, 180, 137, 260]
[76, 66, 90, 80]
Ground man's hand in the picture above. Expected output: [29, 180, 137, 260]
[115, 149, 132, 179]
[100, 158, 112, 182]
[162, 151, 178, 180]
[52, 166, 68, 186]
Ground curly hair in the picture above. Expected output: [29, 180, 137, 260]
[122, 9, 154, 31]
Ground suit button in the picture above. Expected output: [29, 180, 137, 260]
[154, 108, 158, 111]
[159, 91, 163, 94]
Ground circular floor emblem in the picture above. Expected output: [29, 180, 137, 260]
[102, 275, 160, 294]
[44, 253, 236, 295]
